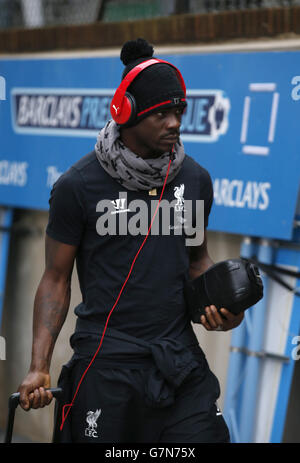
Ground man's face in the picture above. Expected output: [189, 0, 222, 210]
[122, 106, 185, 159]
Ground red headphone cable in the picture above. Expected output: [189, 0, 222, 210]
[60, 148, 174, 430]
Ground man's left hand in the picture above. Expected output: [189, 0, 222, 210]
[200, 305, 244, 332]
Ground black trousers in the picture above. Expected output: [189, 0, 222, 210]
[67, 359, 230, 443]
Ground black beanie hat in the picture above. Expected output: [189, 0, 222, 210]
[120, 38, 186, 127]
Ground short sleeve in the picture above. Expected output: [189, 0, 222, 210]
[46, 167, 87, 246]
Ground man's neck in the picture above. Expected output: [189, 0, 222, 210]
[120, 129, 162, 160]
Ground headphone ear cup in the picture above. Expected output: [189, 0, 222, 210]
[120, 92, 137, 127]
[111, 92, 136, 126]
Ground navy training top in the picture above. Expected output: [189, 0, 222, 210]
[46, 150, 213, 343]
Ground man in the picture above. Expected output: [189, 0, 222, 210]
[18, 38, 243, 443]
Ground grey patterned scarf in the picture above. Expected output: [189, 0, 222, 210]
[94, 120, 185, 191]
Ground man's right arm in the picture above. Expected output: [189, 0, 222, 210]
[18, 235, 77, 410]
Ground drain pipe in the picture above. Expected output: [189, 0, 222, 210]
[0, 207, 13, 328]
[238, 239, 274, 443]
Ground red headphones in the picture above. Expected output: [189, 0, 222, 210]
[110, 58, 186, 127]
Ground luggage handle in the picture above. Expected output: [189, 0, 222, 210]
[4, 387, 63, 444]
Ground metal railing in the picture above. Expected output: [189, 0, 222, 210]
[0, 0, 103, 29]
[190, 0, 300, 12]
[1, 0, 300, 30]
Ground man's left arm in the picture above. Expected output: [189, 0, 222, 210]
[189, 231, 244, 332]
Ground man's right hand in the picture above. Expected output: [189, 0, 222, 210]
[18, 371, 53, 410]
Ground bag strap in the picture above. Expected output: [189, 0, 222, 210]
[246, 257, 300, 296]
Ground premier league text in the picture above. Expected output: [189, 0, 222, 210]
[12, 89, 230, 141]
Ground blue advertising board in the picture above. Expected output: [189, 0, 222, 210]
[0, 50, 299, 240]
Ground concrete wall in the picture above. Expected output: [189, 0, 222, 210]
[0, 208, 243, 442]
[0, 209, 80, 442]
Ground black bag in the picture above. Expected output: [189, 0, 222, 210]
[184, 258, 264, 324]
